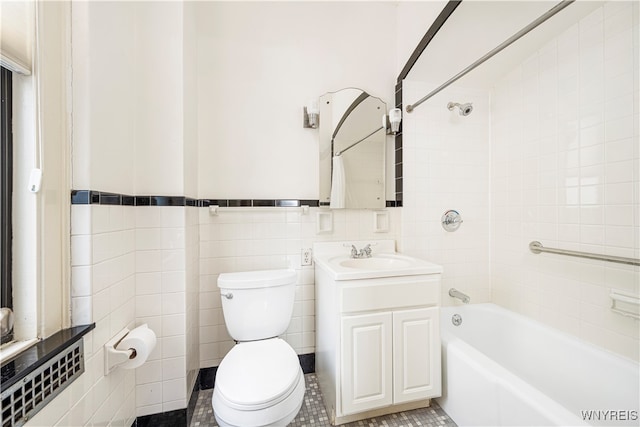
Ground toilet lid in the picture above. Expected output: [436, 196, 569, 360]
[216, 339, 301, 408]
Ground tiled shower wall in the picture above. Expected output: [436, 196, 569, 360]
[401, 1, 638, 362]
[491, 2, 639, 361]
[400, 82, 492, 306]
[198, 207, 401, 368]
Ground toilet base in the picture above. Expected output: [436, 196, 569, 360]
[212, 368, 305, 427]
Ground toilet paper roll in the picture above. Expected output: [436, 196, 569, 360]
[117, 324, 157, 370]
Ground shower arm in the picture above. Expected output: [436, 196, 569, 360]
[405, 0, 574, 113]
[334, 126, 384, 157]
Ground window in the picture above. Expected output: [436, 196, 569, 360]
[1, 66, 13, 344]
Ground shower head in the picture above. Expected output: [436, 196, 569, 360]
[447, 102, 473, 116]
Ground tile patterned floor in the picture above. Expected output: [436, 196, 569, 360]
[190, 373, 457, 427]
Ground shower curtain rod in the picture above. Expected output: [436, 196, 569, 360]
[334, 126, 383, 157]
[405, 0, 574, 113]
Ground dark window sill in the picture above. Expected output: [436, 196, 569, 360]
[0, 324, 95, 391]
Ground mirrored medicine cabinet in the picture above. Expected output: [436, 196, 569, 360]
[318, 88, 386, 209]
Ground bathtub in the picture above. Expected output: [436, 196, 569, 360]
[437, 303, 639, 427]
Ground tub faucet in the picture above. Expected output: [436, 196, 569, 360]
[449, 288, 470, 304]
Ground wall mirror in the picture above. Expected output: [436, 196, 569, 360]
[319, 88, 386, 209]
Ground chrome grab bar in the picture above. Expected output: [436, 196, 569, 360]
[529, 241, 640, 267]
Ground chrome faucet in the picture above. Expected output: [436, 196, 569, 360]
[349, 244, 373, 259]
[350, 245, 358, 258]
[360, 244, 372, 258]
[449, 288, 470, 304]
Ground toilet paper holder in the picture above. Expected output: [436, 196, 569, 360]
[104, 328, 138, 376]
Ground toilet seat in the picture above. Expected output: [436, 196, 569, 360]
[213, 373, 305, 427]
[215, 338, 301, 410]
[212, 338, 305, 427]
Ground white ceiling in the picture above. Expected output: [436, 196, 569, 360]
[405, 0, 604, 95]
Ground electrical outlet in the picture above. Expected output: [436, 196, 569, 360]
[301, 248, 313, 266]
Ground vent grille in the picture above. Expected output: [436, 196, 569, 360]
[1, 340, 84, 427]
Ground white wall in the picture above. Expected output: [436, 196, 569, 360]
[134, 1, 185, 196]
[490, 2, 639, 361]
[394, 1, 448, 77]
[183, 0, 200, 409]
[71, 1, 136, 195]
[183, 1, 198, 199]
[72, 1, 187, 197]
[65, 0, 200, 423]
[196, 1, 398, 200]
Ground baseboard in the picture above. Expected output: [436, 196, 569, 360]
[299, 352, 315, 375]
[133, 408, 186, 427]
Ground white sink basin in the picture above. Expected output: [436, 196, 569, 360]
[315, 250, 442, 280]
[335, 254, 415, 270]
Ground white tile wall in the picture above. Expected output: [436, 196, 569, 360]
[42, 204, 200, 424]
[32, 205, 139, 427]
[401, 81, 493, 306]
[134, 206, 199, 417]
[490, 3, 639, 361]
[402, 0, 638, 363]
[198, 206, 401, 368]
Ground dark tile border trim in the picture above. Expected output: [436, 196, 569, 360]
[196, 198, 325, 208]
[298, 352, 315, 374]
[396, 0, 462, 84]
[0, 324, 95, 390]
[72, 191, 198, 207]
[198, 366, 217, 390]
[72, 191, 400, 209]
[134, 408, 186, 427]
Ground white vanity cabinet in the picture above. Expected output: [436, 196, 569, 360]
[314, 246, 443, 426]
[341, 306, 440, 416]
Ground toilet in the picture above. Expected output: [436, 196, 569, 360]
[212, 269, 305, 427]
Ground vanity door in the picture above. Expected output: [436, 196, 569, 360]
[340, 312, 393, 415]
[392, 307, 441, 403]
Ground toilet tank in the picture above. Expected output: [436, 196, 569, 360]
[218, 269, 297, 341]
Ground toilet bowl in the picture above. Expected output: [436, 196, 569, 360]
[212, 269, 304, 427]
[212, 339, 305, 427]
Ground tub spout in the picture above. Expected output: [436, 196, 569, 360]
[449, 288, 470, 304]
